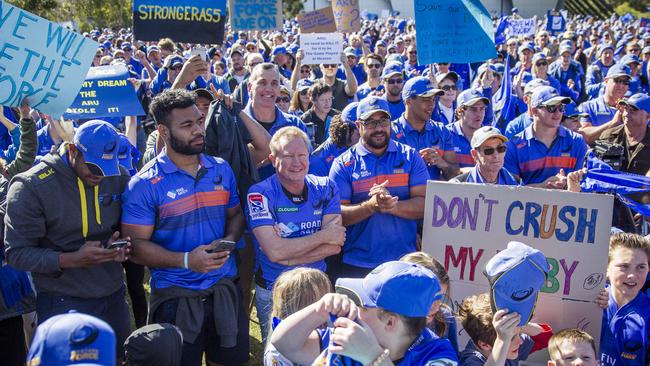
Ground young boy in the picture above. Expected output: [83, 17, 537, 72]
[458, 293, 552, 366]
[547, 328, 598, 366]
[600, 233, 650, 366]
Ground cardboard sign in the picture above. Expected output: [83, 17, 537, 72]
[414, 0, 496, 64]
[0, 2, 98, 117]
[133, 0, 227, 44]
[297, 7, 337, 33]
[422, 182, 613, 365]
[331, 0, 361, 33]
[64, 65, 145, 119]
[546, 11, 566, 34]
[300, 33, 343, 65]
[640, 17, 650, 28]
[230, 0, 282, 31]
[508, 17, 536, 37]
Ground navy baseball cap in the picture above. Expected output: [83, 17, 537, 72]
[483, 241, 550, 326]
[382, 62, 403, 79]
[357, 96, 391, 121]
[117, 134, 140, 171]
[296, 78, 313, 92]
[27, 311, 116, 366]
[564, 102, 589, 118]
[436, 71, 459, 84]
[341, 102, 359, 125]
[606, 63, 631, 79]
[168, 56, 184, 68]
[335, 261, 442, 317]
[73, 120, 120, 176]
[272, 46, 287, 56]
[402, 76, 444, 100]
[530, 86, 570, 108]
[618, 93, 650, 114]
[147, 46, 160, 56]
[518, 42, 534, 54]
[457, 89, 490, 107]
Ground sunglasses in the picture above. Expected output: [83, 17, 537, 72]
[300, 68, 311, 73]
[170, 65, 183, 71]
[613, 78, 630, 85]
[386, 78, 404, 85]
[536, 62, 548, 67]
[629, 48, 640, 53]
[367, 63, 382, 69]
[409, 51, 417, 55]
[481, 145, 507, 155]
[361, 118, 391, 129]
[249, 62, 262, 68]
[543, 104, 565, 113]
[441, 85, 457, 91]
[323, 64, 338, 69]
[276, 97, 290, 103]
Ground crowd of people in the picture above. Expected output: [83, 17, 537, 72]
[0, 5, 650, 366]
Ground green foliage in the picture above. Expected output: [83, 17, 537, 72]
[6, 0, 59, 19]
[614, 2, 650, 18]
[283, 0, 304, 19]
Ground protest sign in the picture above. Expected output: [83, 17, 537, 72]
[297, 7, 337, 33]
[422, 182, 613, 365]
[546, 11, 566, 34]
[230, 0, 282, 31]
[300, 33, 343, 65]
[133, 0, 226, 44]
[508, 17, 536, 37]
[63, 65, 145, 120]
[331, 0, 361, 33]
[641, 18, 650, 28]
[0, 2, 98, 118]
[414, 0, 496, 64]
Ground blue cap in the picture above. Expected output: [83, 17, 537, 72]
[335, 261, 442, 317]
[381, 62, 403, 79]
[457, 89, 490, 107]
[357, 96, 391, 121]
[288, 43, 300, 54]
[597, 43, 614, 55]
[564, 101, 588, 118]
[524, 78, 551, 94]
[341, 102, 359, 125]
[518, 42, 534, 54]
[606, 63, 631, 79]
[375, 40, 386, 48]
[532, 52, 548, 63]
[147, 46, 160, 55]
[619, 93, 650, 114]
[477, 63, 497, 77]
[73, 120, 120, 176]
[436, 71, 459, 84]
[168, 56, 184, 68]
[296, 78, 313, 92]
[402, 76, 444, 100]
[118, 134, 140, 171]
[530, 86, 570, 108]
[272, 46, 287, 56]
[344, 46, 357, 57]
[102, 41, 112, 50]
[620, 54, 641, 65]
[121, 42, 132, 50]
[27, 311, 116, 366]
[484, 241, 550, 326]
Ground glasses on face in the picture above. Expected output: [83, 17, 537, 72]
[300, 68, 311, 73]
[361, 118, 391, 129]
[613, 78, 631, 86]
[323, 64, 338, 69]
[409, 51, 417, 55]
[367, 63, 382, 69]
[299, 90, 308, 96]
[543, 104, 565, 113]
[276, 96, 290, 103]
[629, 48, 640, 53]
[94, 54, 101, 58]
[481, 145, 507, 155]
[386, 78, 404, 85]
[536, 61, 548, 67]
[441, 85, 458, 92]
[170, 65, 183, 71]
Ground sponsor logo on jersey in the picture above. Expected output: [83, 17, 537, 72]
[277, 207, 299, 213]
[248, 193, 272, 220]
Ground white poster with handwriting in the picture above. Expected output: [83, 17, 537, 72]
[300, 33, 343, 65]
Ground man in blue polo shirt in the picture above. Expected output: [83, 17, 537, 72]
[505, 86, 588, 188]
[121, 89, 248, 366]
[309, 102, 360, 177]
[586, 44, 616, 99]
[329, 96, 429, 278]
[579, 63, 631, 144]
[379, 62, 406, 119]
[393, 76, 459, 180]
[446, 89, 491, 171]
[246, 126, 344, 343]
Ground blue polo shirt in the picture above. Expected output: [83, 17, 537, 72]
[446, 122, 475, 168]
[122, 152, 239, 290]
[246, 174, 340, 289]
[392, 115, 454, 180]
[380, 96, 406, 120]
[244, 103, 308, 180]
[578, 96, 616, 126]
[466, 166, 519, 185]
[600, 290, 650, 366]
[329, 140, 429, 268]
[309, 138, 349, 176]
[504, 113, 534, 139]
[504, 125, 587, 185]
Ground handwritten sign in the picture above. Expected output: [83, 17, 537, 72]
[422, 182, 612, 365]
[64, 65, 145, 120]
[331, 0, 360, 33]
[230, 0, 282, 31]
[508, 17, 536, 37]
[0, 2, 98, 118]
[414, 0, 496, 64]
[297, 7, 337, 33]
[640, 18, 650, 28]
[300, 33, 343, 65]
[546, 11, 566, 34]
[133, 0, 227, 44]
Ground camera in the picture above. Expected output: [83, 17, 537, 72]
[593, 140, 626, 171]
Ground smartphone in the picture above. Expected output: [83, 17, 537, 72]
[107, 239, 128, 249]
[208, 240, 236, 253]
[191, 47, 209, 62]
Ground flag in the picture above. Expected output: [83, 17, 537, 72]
[494, 16, 509, 45]
[493, 55, 514, 131]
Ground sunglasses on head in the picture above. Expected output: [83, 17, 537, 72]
[481, 145, 507, 155]
[543, 104, 565, 113]
[386, 78, 404, 85]
[276, 96, 290, 103]
[441, 85, 457, 91]
[367, 63, 382, 69]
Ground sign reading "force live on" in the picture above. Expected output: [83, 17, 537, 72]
[229, 0, 283, 31]
[133, 0, 227, 44]
[64, 65, 145, 120]
[0, 1, 98, 117]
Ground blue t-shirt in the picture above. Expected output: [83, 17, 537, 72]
[392, 115, 455, 180]
[380, 96, 406, 121]
[578, 96, 616, 127]
[600, 290, 650, 366]
[246, 174, 340, 289]
[504, 125, 587, 185]
[309, 139, 349, 177]
[121, 152, 239, 290]
[329, 140, 429, 268]
[459, 335, 534, 366]
[446, 122, 475, 168]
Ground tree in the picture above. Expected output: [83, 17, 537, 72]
[6, 0, 59, 19]
[284, 0, 304, 19]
